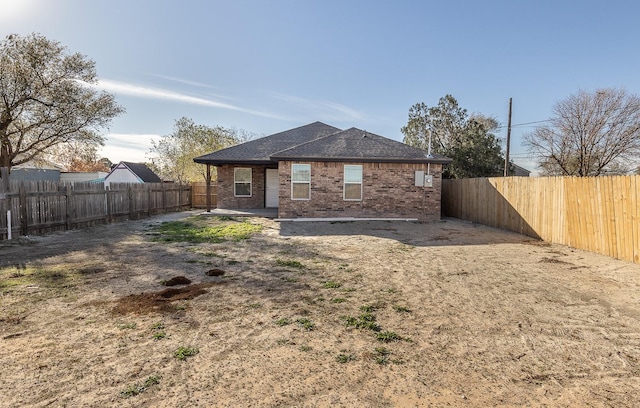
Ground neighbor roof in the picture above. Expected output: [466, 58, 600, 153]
[112, 162, 162, 183]
[193, 121, 341, 165]
[193, 122, 451, 165]
[271, 127, 451, 164]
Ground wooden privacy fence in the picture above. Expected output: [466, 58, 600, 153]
[191, 182, 217, 208]
[442, 176, 640, 264]
[0, 178, 191, 240]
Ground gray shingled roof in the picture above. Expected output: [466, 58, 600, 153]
[193, 121, 341, 165]
[271, 128, 451, 164]
[120, 162, 162, 182]
[193, 122, 451, 165]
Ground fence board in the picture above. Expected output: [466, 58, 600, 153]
[0, 181, 191, 240]
[443, 175, 640, 264]
[191, 182, 217, 208]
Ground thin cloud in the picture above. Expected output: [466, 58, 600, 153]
[147, 73, 218, 90]
[91, 79, 287, 120]
[100, 133, 160, 163]
[272, 93, 367, 122]
[106, 133, 160, 149]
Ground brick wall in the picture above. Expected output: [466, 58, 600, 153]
[277, 161, 443, 222]
[216, 164, 273, 209]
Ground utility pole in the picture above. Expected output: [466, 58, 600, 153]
[504, 98, 513, 177]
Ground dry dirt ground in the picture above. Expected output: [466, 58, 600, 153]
[1, 210, 640, 407]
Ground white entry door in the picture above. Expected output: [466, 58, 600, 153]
[265, 169, 279, 208]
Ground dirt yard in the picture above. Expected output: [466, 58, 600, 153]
[1, 211, 640, 407]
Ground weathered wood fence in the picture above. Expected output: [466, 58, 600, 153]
[191, 182, 217, 208]
[0, 174, 191, 240]
[442, 176, 640, 264]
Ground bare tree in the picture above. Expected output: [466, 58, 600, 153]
[149, 117, 245, 183]
[0, 33, 124, 175]
[524, 88, 640, 176]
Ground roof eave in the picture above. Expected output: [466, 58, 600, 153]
[269, 156, 452, 164]
[193, 158, 277, 165]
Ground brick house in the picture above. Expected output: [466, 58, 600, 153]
[193, 122, 451, 222]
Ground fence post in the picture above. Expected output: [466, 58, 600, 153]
[19, 183, 28, 236]
[1, 167, 9, 239]
[161, 183, 166, 213]
[147, 184, 152, 217]
[105, 185, 112, 223]
[64, 184, 74, 230]
[128, 185, 134, 219]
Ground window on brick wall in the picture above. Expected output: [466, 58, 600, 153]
[344, 165, 362, 201]
[234, 167, 252, 197]
[291, 164, 311, 200]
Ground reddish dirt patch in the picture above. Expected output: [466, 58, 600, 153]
[112, 282, 218, 315]
[206, 268, 226, 276]
[162, 276, 192, 286]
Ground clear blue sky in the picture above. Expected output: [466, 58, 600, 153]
[3, 0, 640, 173]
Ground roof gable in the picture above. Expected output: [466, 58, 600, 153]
[106, 162, 162, 183]
[271, 127, 451, 164]
[193, 121, 341, 165]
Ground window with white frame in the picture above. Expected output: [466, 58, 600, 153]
[344, 165, 362, 200]
[291, 164, 311, 200]
[234, 168, 252, 197]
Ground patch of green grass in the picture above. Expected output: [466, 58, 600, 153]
[296, 318, 315, 331]
[275, 317, 291, 326]
[0, 264, 83, 292]
[276, 259, 305, 268]
[331, 297, 347, 303]
[323, 281, 341, 289]
[152, 331, 167, 340]
[341, 287, 356, 293]
[276, 338, 289, 345]
[174, 346, 199, 361]
[120, 384, 144, 398]
[299, 345, 312, 352]
[336, 353, 356, 363]
[150, 322, 164, 330]
[152, 218, 262, 243]
[376, 331, 401, 343]
[393, 305, 412, 313]
[374, 347, 391, 365]
[144, 375, 160, 388]
[281, 276, 298, 283]
[360, 305, 377, 313]
[248, 303, 261, 309]
[120, 375, 161, 398]
[216, 216, 236, 221]
[344, 313, 380, 332]
[118, 323, 136, 330]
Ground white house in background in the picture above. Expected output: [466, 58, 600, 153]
[60, 171, 109, 184]
[104, 161, 162, 187]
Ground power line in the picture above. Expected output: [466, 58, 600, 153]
[496, 119, 551, 129]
